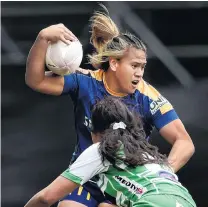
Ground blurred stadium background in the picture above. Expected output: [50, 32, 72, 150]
[2, 1, 208, 207]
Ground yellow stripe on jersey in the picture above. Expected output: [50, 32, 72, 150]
[103, 72, 127, 97]
[137, 79, 161, 101]
[89, 71, 173, 114]
[77, 186, 83, 195]
[89, 69, 127, 97]
[160, 103, 173, 115]
[137, 79, 173, 114]
[86, 192, 91, 200]
[89, 69, 103, 81]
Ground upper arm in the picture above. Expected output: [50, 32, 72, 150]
[159, 119, 192, 145]
[28, 68, 89, 96]
[62, 144, 108, 185]
[142, 82, 191, 144]
[34, 75, 65, 96]
[146, 88, 179, 130]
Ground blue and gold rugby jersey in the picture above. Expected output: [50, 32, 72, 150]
[62, 69, 178, 161]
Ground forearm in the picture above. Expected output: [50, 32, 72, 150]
[24, 193, 50, 207]
[168, 139, 195, 173]
[25, 176, 79, 207]
[25, 30, 48, 88]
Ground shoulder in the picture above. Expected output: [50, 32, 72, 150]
[76, 68, 103, 81]
[87, 142, 100, 151]
[71, 143, 102, 168]
[64, 68, 103, 86]
[81, 143, 101, 157]
[136, 79, 174, 116]
[137, 79, 162, 101]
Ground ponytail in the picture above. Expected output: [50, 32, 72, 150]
[99, 125, 167, 168]
[91, 97, 167, 168]
[90, 5, 120, 53]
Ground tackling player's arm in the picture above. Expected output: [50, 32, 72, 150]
[24, 144, 107, 207]
[24, 176, 78, 207]
[25, 24, 78, 96]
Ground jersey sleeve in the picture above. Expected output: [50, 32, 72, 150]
[62, 73, 79, 98]
[61, 143, 109, 185]
[144, 82, 179, 130]
[61, 69, 95, 102]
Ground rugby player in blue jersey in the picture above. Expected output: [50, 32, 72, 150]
[25, 6, 195, 207]
[24, 97, 196, 207]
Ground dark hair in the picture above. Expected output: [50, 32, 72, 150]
[91, 97, 167, 168]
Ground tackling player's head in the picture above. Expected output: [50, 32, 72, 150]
[88, 5, 147, 94]
[91, 97, 167, 168]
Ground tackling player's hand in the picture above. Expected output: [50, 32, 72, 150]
[39, 23, 78, 45]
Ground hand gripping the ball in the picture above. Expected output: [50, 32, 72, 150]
[43, 24, 83, 76]
[39, 23, 78, 45]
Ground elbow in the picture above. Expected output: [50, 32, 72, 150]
[25, 75, 33, 88]
[183, 138, 195, 159]
[37, 191, 56, 206]
[38, 194, 50, 206]
[25, 74, 36, 89]
[189, 141, 195, 157]
[25, 74, 41, 91]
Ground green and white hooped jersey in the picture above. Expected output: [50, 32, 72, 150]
[61, 143, 194, 207]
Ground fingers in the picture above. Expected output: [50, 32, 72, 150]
[60, 34, 71, 45]
[45, 23, 78, 44]
[64, 27, 78, 40]
[58, 23, 78, 41]
[64, 33, 77, 42]
[60, 31, 77, 45]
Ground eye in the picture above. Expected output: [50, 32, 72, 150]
[141, 64, 146, 71]
[132, 64, 137, 69]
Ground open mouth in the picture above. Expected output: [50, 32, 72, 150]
[132, 80, 139, 86]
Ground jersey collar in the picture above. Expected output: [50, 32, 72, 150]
[103, 71, 128, 97]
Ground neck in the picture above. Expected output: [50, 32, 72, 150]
[104, 70, 127, 97]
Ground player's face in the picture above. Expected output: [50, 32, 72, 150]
[114, 47, 146, 94]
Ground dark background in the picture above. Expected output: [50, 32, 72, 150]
[2, 2, 208, 207]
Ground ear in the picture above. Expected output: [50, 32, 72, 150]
[109, 58, 118, 72]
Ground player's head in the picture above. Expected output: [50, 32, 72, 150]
[91, 97, 167, 167]
[88, 5, 147, 94]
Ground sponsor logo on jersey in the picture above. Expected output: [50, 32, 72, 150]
[84, 116, 92, 130]
[114, 175, 146, 195]
[150, 95, 169, 115]
[158, 171, 178, 183]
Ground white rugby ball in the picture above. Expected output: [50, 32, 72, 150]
[46, 40, 83, 75]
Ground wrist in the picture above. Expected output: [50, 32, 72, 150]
[38, 29, 49, 41]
